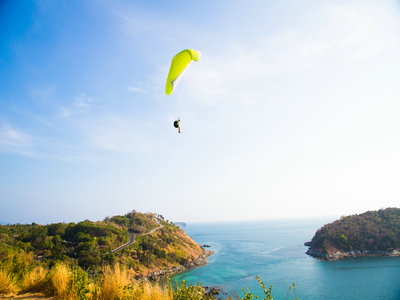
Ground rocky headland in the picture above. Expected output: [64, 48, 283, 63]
[305, 208, 400, 260]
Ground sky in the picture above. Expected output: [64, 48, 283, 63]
[1, 0, 400, 224]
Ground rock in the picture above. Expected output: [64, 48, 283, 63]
[143, 249, 214, 282]
[305, 246, 400, 261]
[149, 270, 166, 281]
[204, 286, 223, 298]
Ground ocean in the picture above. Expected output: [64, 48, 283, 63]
[172, 218, 400, 299]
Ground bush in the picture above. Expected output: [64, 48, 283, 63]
[170, 279, 213, 300]
[49, 263, 70, 299]
[20, 266, 47, 294]
[100, 263, 130, 300]
[70, 266, 90, 300]
[0, 269, 18, 294]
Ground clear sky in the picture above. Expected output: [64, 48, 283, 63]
[1, 0, 400, 224]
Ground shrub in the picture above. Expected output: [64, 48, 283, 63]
[171, 280, 212, 300]
[70, 266, 90, 300]
[0, 269, 18, 294]
[49, 263, 70, 299]
[20, 266, 47, 294]
[100, 263, 130, 300]
[121, 281, 171, 300]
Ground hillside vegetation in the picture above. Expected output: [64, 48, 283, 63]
[0, 211, 203, 279]
[0, 211, 293, 299]
[306, 207, 400, 258]
[0, 260, 293, 299]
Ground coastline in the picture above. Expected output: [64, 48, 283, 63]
[0, 249, 213, 299]
[306, 247, 400, 261]
[143, 248, 214, 281]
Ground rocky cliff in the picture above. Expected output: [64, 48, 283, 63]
[305, 208, 400, 260]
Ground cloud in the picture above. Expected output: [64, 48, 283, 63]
[0, 123, 34, 156]
[126, 86, 146, 93]
[104, 2, 173, 39]
[59, 93, 93, 118]
[81, 116, 154, 154]
[323, 2, 399, 59]
[74, 93, 92, 108]
[59, 106, 72, 118]
[30, 86, 56, 98]
[174, 1, 400, 110]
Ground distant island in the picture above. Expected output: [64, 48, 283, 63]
[173, 222, 187, 227]
[305, 207, 400, 260]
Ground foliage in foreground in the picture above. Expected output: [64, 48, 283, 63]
[0, 261, 298, 299]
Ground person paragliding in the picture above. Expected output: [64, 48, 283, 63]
[173, 119, 181, 133]
[165, 49, 201, 133]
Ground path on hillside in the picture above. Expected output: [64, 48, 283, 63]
[112, 218, 163, 253]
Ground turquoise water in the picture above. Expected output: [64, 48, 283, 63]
[173, 219, 400, 299]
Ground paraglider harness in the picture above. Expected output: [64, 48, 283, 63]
[173, 120, 181, 133]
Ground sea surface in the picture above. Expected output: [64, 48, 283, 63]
[172, 218, 400, 299]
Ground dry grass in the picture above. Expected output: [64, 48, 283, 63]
[135, 282, 171, 300]
[49, 263, 69, 299]
[100, 263, 131, 300]
[86, 282, 100, 300]
[99, 263, 172, 300]
[20, 266, 47, 294]
[0, 269, 18, 295]
[0, 261, 174, 300]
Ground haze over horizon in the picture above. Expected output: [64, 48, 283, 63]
[1, 0, 400, 224]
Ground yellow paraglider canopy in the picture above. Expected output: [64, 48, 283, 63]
[165, 49, 201, 95]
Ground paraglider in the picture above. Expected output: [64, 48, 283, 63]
[173, 119, 181, 133]
[165, 49, 201, 133]
[165, 49, 201, 95]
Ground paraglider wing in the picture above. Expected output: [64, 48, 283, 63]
[165, 49, 201, 95]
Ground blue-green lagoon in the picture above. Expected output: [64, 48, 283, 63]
[173, 219, 400, 299]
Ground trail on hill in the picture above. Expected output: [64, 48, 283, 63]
[112, 218, 163, 253]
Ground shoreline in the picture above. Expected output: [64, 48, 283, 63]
[143, 248, 214, 281]
[0, 249, 213, 299]
[306, 247, 400, 261]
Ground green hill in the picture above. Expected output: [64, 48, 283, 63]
[0, 211, 207, 279]
[305, 207, 400, 260]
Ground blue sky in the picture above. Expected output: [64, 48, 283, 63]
[1, 0, 400, 224]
